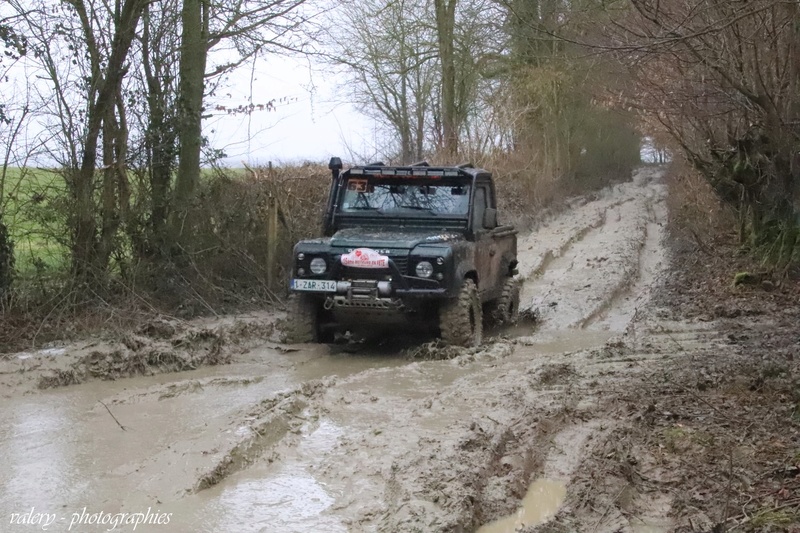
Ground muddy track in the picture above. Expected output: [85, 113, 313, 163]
[1, 167, 689, 533]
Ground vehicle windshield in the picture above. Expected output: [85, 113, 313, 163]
[339, 179, 471, 217]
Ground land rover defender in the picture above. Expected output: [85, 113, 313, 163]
[285, 158, 519, 347]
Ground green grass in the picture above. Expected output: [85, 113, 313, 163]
[749, 509, 796, 528]
[0, 167, 69, 274]
[1, 166, 256, 276]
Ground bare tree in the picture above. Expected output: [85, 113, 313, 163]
[136, 0, 181, 256]
[67, 0, 148, 280]
[596, 0, 800, 253]
[434, 0, 459, 157]
[169, 0, 311, 246]
[0, 18, 29, 297]
[325, 0, 438, 163]
[326, 0, 503, 163]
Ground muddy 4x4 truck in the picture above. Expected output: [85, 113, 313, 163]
[285, 158, 519, 347]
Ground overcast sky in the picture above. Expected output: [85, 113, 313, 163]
[204, 53, 375, 167]
[1, 38, 376, 168]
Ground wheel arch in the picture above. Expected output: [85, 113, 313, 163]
[455, 264, 479, 291]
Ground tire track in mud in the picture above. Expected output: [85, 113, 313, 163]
[519, 211, 607, 281]
[519, 170, 667, 333]
[193, 380, 329, 492]
[580, 186, 668, 331]
[516, 192, 639, 284]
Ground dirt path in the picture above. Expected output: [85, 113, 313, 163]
[1, 166, 701, 533]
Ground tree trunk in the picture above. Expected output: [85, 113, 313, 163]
[0, 219, 12, 299]
[99, 104, 119, 270]
[170, 0, 209, 248]
[400, 72, 413, 164]
[69, 0, 147, 282]
[415, 100, 425, 162]
[434, 0, 458, 159]
[142, 3, 176, 258]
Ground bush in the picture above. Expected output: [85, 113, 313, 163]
[665, 158, 736, 249]
[146, 164, 331, 306]
[483, 145, 639, 230]
[0, 219, 13, 299]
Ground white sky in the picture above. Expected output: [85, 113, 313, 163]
[1, 42, 376, 168]
[204, 53, 375, 167]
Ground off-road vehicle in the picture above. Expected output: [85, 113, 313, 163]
[285, 158, 519, 347]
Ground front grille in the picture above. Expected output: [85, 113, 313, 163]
[339, 255, 408, 280]
[391, 256, 409, 274]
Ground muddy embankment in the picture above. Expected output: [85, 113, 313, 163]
[1, 166, 723, 533]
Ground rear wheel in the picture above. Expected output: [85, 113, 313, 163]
[439, 279, 482, 347]
[488, 278, 521, 326]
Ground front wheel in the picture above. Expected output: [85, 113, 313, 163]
[283, 294, 324, 343]
[439, 279, 483, 347]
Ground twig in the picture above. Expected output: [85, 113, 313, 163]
[99, 401, 127, 431]
[592, 483, 629, 532]
[721, 447, 734, 531]
[658, 372, 725, 415]
[689, 228, 714, 255]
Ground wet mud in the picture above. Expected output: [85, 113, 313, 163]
[1, 166, 705, 532]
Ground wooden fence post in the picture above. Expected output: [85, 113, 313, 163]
[267, 194, 278, 291]
[265, 161, 278, 291]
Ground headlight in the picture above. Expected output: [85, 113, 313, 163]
[297, 253, 305, 261]
[310, 257, 327, 274]
[415, 261, 433, 278]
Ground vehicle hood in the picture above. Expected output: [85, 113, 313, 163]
[330, 228, 464, 251]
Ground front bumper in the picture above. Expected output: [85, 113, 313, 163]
[323, 288, 445, 326]
[290, 257, 446, 298]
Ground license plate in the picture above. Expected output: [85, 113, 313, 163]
[291, 279, 337, 292]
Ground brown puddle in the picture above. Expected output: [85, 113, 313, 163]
[477, 478, 566, 533]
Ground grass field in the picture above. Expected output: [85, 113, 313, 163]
[2, 167, 70, 275]
[0, 166, 255, 277]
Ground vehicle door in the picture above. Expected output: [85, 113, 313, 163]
[472, 184, 502, 299]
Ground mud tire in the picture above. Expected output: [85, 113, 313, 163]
[488, 278, 521, 326]
[439, 279, 483, 347]
[283, 294, 322, 343]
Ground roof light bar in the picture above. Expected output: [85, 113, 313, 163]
[347, 167, 470, 178]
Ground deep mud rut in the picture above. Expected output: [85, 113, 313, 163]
[1, 167, 704, 532]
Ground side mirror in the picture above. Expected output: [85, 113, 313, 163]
[483, 208, 498, 229]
